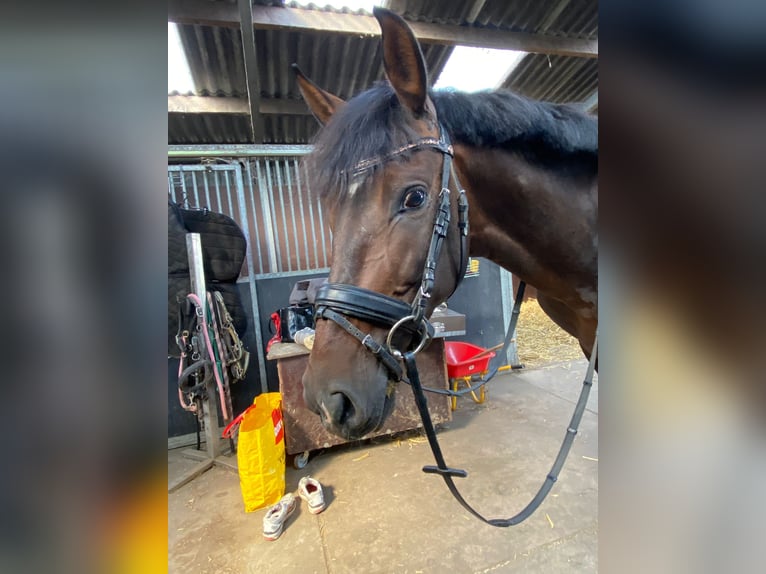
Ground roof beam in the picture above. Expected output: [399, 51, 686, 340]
[169, 95, 248, 114]
[237, 0, 264, 142]
[168, 2, 597, 58]
[168, 95, 310, 115]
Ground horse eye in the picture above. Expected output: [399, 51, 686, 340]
[402, 187, 427, 210]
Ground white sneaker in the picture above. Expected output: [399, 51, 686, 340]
[298, 476, 326, 515]
[262, 493, 297, 541]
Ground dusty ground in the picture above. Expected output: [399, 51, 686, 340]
[169, 359, 598, 573]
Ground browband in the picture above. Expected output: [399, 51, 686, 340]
[348, 136, 454, 177]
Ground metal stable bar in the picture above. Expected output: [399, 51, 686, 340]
[190, 170, 200, 207]
[245, 161, 265, 275]
[254, 268, 330, 281]
[310, 174, 330, 267]
[301, 163, 323, 269]
[204, 171, 215, 211]
[264, 160, 284, 272]
[255, 159, 279, 273]
[292, 159, 311, 269]
[197, 172, 211, 208]
[179, 165, 190, 207]
[274, 160, 292, 272]
[223, 170, 235, 219]
[283, 159, 301, 270]
[213, 171, 222, 213]
[170, 161, 333, 274]
[233, 165, 269, 394]
[167, 172, 176, 202]
[168, 169, 183, 203]
[169, 144, 313, 158]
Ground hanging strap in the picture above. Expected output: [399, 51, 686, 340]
[403, 330, 598, 527]
[483, 281, 525, 381]
[402, 281, 526, 399]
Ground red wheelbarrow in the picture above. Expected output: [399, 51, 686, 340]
[444, 342, 497, 411]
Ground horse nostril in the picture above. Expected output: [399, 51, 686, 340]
[323, 392, 355, 426]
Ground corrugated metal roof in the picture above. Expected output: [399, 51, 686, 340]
[474, 0, 597, 38]
[169, 0, 597, 145]
[392, 0, 598, 109]
[168, 112, 318, 145]
[262, 114, 318, 144]
[169, 113, 253, 144]
[502, 53, 597, 103]
[389, 0, 597, 39]
[177, 24, 450, 101]
[178, 25, 247, 98]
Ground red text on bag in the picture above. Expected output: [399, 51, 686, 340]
[272, 408, 284, 444]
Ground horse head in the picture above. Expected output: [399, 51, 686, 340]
[294, 8, 467, 439]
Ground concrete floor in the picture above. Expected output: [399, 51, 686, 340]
[169, 360, 598, 573]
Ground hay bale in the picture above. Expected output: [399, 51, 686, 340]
[516, 299, 581, 367]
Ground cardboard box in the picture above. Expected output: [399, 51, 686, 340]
[430, 308, 466, 337]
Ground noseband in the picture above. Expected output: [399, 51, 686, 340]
[314, 123, 469, 379]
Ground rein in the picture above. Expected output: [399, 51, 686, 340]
[405, 332, 597, 527]
[313, 121, 597, 526]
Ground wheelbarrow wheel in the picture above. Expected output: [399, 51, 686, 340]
[292, 450, 310, 469]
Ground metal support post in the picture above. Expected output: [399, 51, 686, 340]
[187, 233, 223, 459]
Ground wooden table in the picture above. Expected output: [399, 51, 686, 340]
[268, 338, 455, 456]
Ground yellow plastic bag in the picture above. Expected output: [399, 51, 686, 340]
[222, 392, 285, 512]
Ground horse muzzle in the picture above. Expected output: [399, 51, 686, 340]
[305, 377, 394, 440]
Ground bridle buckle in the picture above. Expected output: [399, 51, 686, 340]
[385, 314, 431, 359]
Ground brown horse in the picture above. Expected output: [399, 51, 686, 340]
[294, 7, 597, 440]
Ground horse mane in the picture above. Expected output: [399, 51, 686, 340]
[306, 82, 597, 199]
[432, 90, 598, 167]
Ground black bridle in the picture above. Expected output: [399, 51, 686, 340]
[314, 123, 469, 380]
[313, 121, 598, 527]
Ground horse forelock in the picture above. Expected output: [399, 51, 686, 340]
[305, 83, 422, 204]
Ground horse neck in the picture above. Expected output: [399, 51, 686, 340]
[453, 144, 598, 298]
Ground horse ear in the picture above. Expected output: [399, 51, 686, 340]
[291, 63, 345, 126]
[373, 7, 429, 117]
